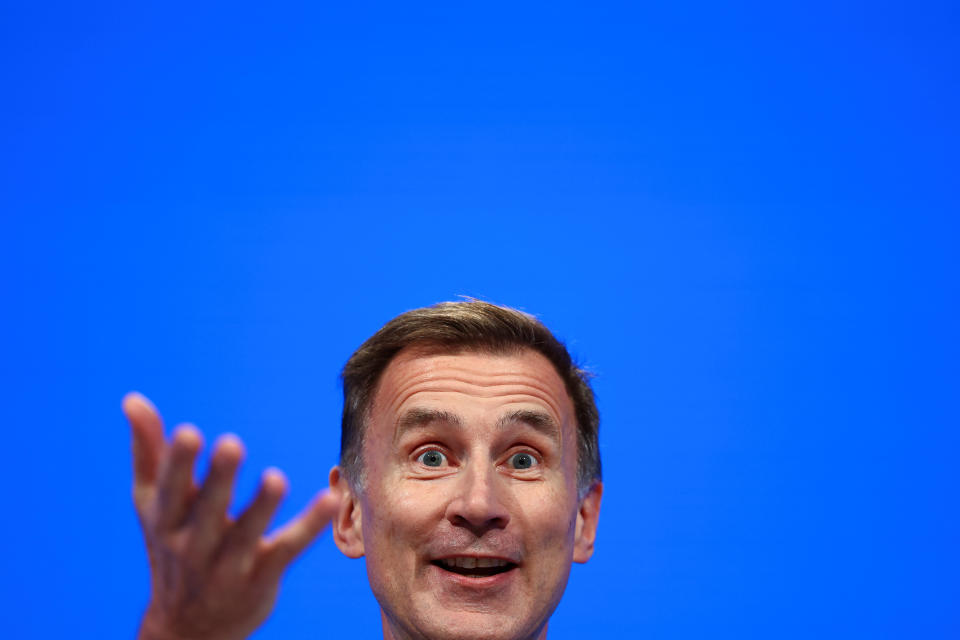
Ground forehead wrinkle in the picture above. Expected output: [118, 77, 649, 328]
[395, 355, 561, 386]
[384, 375, 568, 428]
[389, 361, 564, 399]
[370, 352, 575, 439]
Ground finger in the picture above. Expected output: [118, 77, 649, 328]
[154, 424, 204, 529]
[258, 489, 339, 581]
[122, 392, 166, 492]
[215, 468, 288, 576]
[186, 434, 245, 561]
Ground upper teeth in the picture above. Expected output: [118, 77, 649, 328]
[442, 557, 508, 569]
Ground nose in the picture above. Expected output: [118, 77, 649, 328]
[445, 459, 510, 535]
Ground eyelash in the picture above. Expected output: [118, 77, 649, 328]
[412, 446, 542, 470]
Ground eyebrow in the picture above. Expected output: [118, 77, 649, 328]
[496, 409, 561, 444]
[394, 407, 561, 445]
[395, 408, 464, 442]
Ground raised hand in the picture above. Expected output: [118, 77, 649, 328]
[123, 392, 338, 640]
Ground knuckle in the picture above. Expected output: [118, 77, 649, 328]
[132, 488, 156, 517]
[151, 529, 191, 561]
[178, 534, 208, 565]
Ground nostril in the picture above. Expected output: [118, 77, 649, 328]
[448, 511, 510, 535]
[444, 470, 511, 531]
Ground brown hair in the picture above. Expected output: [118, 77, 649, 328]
[340, 300, 601, 494]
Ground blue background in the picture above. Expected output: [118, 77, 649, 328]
[1, 1, 957, 638]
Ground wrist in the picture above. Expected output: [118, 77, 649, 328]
[136, 607, 189, 640]
[136, 606, 252, 640]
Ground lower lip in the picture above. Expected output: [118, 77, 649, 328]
[429, 563, 519, 590]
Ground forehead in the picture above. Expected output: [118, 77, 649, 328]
[369, 347, 575, 430]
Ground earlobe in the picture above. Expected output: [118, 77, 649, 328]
[573, 481, 602, 564]
[329, 466, 365, 559]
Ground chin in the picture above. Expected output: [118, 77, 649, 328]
[385, 607, 548, 640]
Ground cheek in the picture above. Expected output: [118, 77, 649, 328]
[361, 487, 432, 601]
[363, 477, 449, 549]
[516, 484, 579, 552]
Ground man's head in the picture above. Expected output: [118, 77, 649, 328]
[330, 301, 602, 640]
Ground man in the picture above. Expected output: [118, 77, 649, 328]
[124, 301, 603, 640]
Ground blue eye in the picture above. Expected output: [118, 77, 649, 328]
[509, 452, 538, 469]
[417, 450, 447, 467]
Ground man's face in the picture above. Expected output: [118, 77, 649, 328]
[339, 347, 601, 640]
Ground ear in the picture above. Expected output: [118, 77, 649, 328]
[573, 481, 602, 564]
[329, 466, 364, 559]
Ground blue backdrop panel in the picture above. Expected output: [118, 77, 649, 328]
[1, 1, 957, 638]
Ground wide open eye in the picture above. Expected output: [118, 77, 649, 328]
[508, 452, 538, 470]
[417, 449, 448, 467]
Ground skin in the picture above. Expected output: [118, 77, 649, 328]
[330, 347, 603, 640]
[123, 393, 338, 640]
[123, 347, 602, 640]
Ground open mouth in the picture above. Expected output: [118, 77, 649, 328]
[432, 557, 518, 578]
